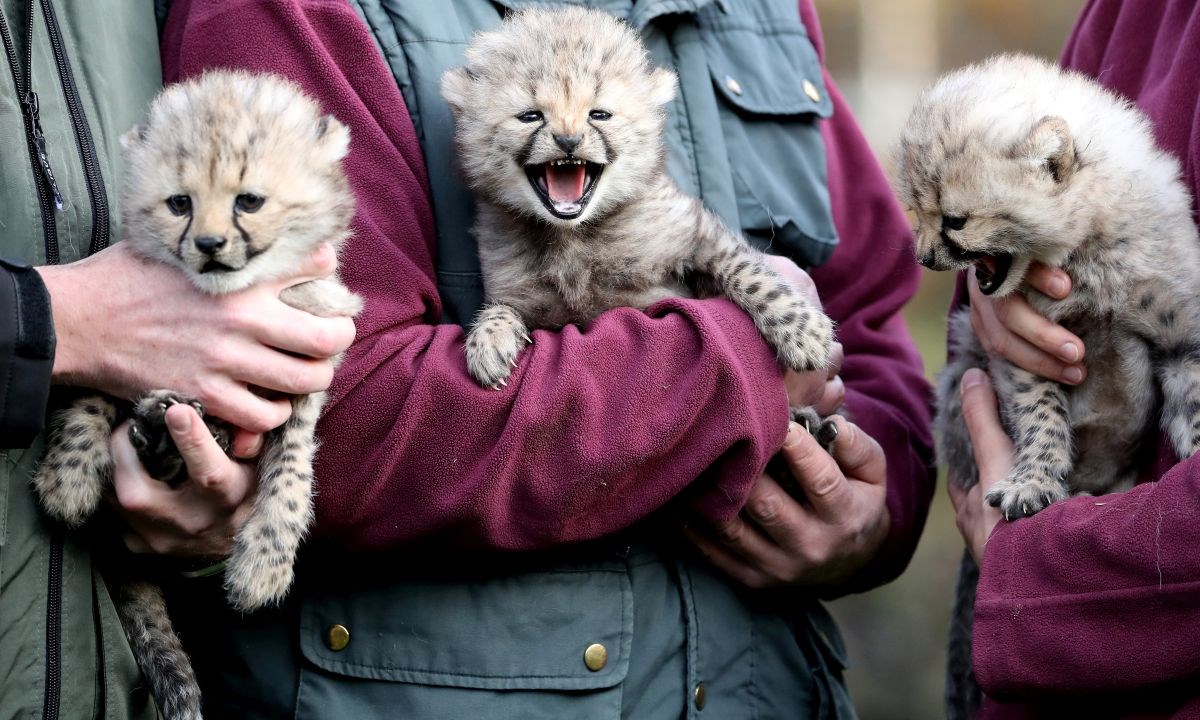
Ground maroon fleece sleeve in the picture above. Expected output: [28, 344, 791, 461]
[162, 0, 790, 551]
[970, 0, 1200, 700]
[797, 0, 936, 592]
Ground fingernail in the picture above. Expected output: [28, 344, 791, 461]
[783, 421, 803, 448]
[960, 368, 986, 394]
[166, 405, 191, 433]
[1059, 342, 1079, 362]
[1050, 275, 1069, 298]
[1062, 366, 1084, 384]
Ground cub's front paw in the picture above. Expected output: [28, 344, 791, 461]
[35, 397, 118, 526]
[465, 305, 531, 389]
[131, 390, 231, 486]
[767, 305, 834, 373]
[791, 405, 839, 452]
[984, 470, 1069, 519]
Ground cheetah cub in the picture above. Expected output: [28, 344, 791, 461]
[34, 71, 361, 720]
[441, 7, 834, 434]
[895, 53, 1200, 517]
[896, 55, 1200, 718]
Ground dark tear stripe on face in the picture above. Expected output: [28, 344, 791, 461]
[175, 211, 193, 261]
[515, 120, 546, 167]
[231, 208, 267, 260]
[589, 121, 616, 163]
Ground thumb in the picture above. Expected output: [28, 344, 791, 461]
[264, 243, 337, 293]
[959, 369, 1014, 492]
[779, 421, 852, 521]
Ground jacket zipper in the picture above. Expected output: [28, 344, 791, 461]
[44, 529, 64, 720]
[0, 0, 60, 264]
[39, 0, 109, 255]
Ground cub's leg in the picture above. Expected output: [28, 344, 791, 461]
[116, 581, 202, 720]
[224, 390, 322, 611]
[129, 390, 232, 486]
[34, 395, 118, 526]
[936, 309, 990, 490]
[1155, 344, 1200, 460]
[465, 303, 531, 389]
[983, 365, 1072, 518]
[691, 216, 832, 373]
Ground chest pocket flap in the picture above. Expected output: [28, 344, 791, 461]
[698, 1, 839, 267]
[299, 561, 632, 692]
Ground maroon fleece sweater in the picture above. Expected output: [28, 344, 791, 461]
[160, 0, 933, 590]
[974, 1, 1200, 718]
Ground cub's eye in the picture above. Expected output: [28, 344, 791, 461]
[589, 110, 612, 121]
[165, 195, 191, 216]
[942, 215, 968, 231]
[516, 110, 543, 123]
[236, 193, 265, 213]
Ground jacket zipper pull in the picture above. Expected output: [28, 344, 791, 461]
[21, 90, 63, 211]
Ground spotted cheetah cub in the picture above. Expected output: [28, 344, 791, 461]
[33, 71, 361, 720]
[895, 54, 1200, 518]
[441, 7, 834, 421]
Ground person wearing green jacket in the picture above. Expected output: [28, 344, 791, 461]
[0, 2, 354, 717]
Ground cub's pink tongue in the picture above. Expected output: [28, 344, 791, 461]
[546, 163, 586, 203]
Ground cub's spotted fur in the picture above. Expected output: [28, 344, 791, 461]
[34, 71, 361, 720]
[442, 7, 834, 432]
[893, 54, 1200, 719]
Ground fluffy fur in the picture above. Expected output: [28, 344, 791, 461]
[33, 71, 361, 720]
[893, 53, 1200, 718]
[441, 7, 834, 419]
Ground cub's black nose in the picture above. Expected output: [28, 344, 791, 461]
[194, 235, 226, 255]
[917, 250, 936, 268]
[553, 134, 582, 154]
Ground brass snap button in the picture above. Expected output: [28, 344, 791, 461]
[694, 682, 708, 710]
[724, 75, 743, 96]
[583, 643, 608, 671]
[803, 79, 821, 103]
[325, 624, 350, 652]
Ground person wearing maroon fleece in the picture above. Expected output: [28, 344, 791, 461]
[153, 0, 934, 717]
[950, 1, 1200, 718]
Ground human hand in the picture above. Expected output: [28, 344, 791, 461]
[684, 417, 888, 589]
[766, 255, 843, 410]
[111, 404, 256, 558]
[968, 262, 1086, 385]
[947, 368, 1009, 564]
[39, 242, 355, 433]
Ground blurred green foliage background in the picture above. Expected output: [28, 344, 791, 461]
[813, 1, 1085, 717]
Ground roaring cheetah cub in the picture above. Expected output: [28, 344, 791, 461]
[34, 71, 361, 720]
[441, 7, 834, 424]
[895, 54, 1200, 518]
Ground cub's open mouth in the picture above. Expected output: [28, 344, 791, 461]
[526, 158, 604, 219]
[199, 259, 235, 274]
[974, 254, 1013, 295]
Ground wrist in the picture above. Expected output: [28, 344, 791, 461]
[37, 263, 89, 386]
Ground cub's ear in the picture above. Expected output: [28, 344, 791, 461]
[1015, 116, 1075, 183]
[315, 114, 351, 162]
[441, 67, 474, 114]
[648, 67, 677, 107]
[120, 124, 148, 151]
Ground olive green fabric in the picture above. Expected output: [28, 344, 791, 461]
[0, 2, 162, 718]
[185, 2, 855, 718]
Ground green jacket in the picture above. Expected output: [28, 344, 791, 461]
[0, 1, 162, 718]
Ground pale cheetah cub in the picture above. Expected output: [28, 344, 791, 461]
[34, 71, 361, 720]
[895, 54, 1200, 718]
[441, 7, 834, 435]
[895, 53, 1200, 517]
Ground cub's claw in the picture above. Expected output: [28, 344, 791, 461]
[984, 471, 1069, 519]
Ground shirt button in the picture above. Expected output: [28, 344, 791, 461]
[694, 682, 708, 710]
[583, 643, 608, 671]
[325, 624, 350, 651]
[803, 79, 822, 103]
[724, 75, 743, 96]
